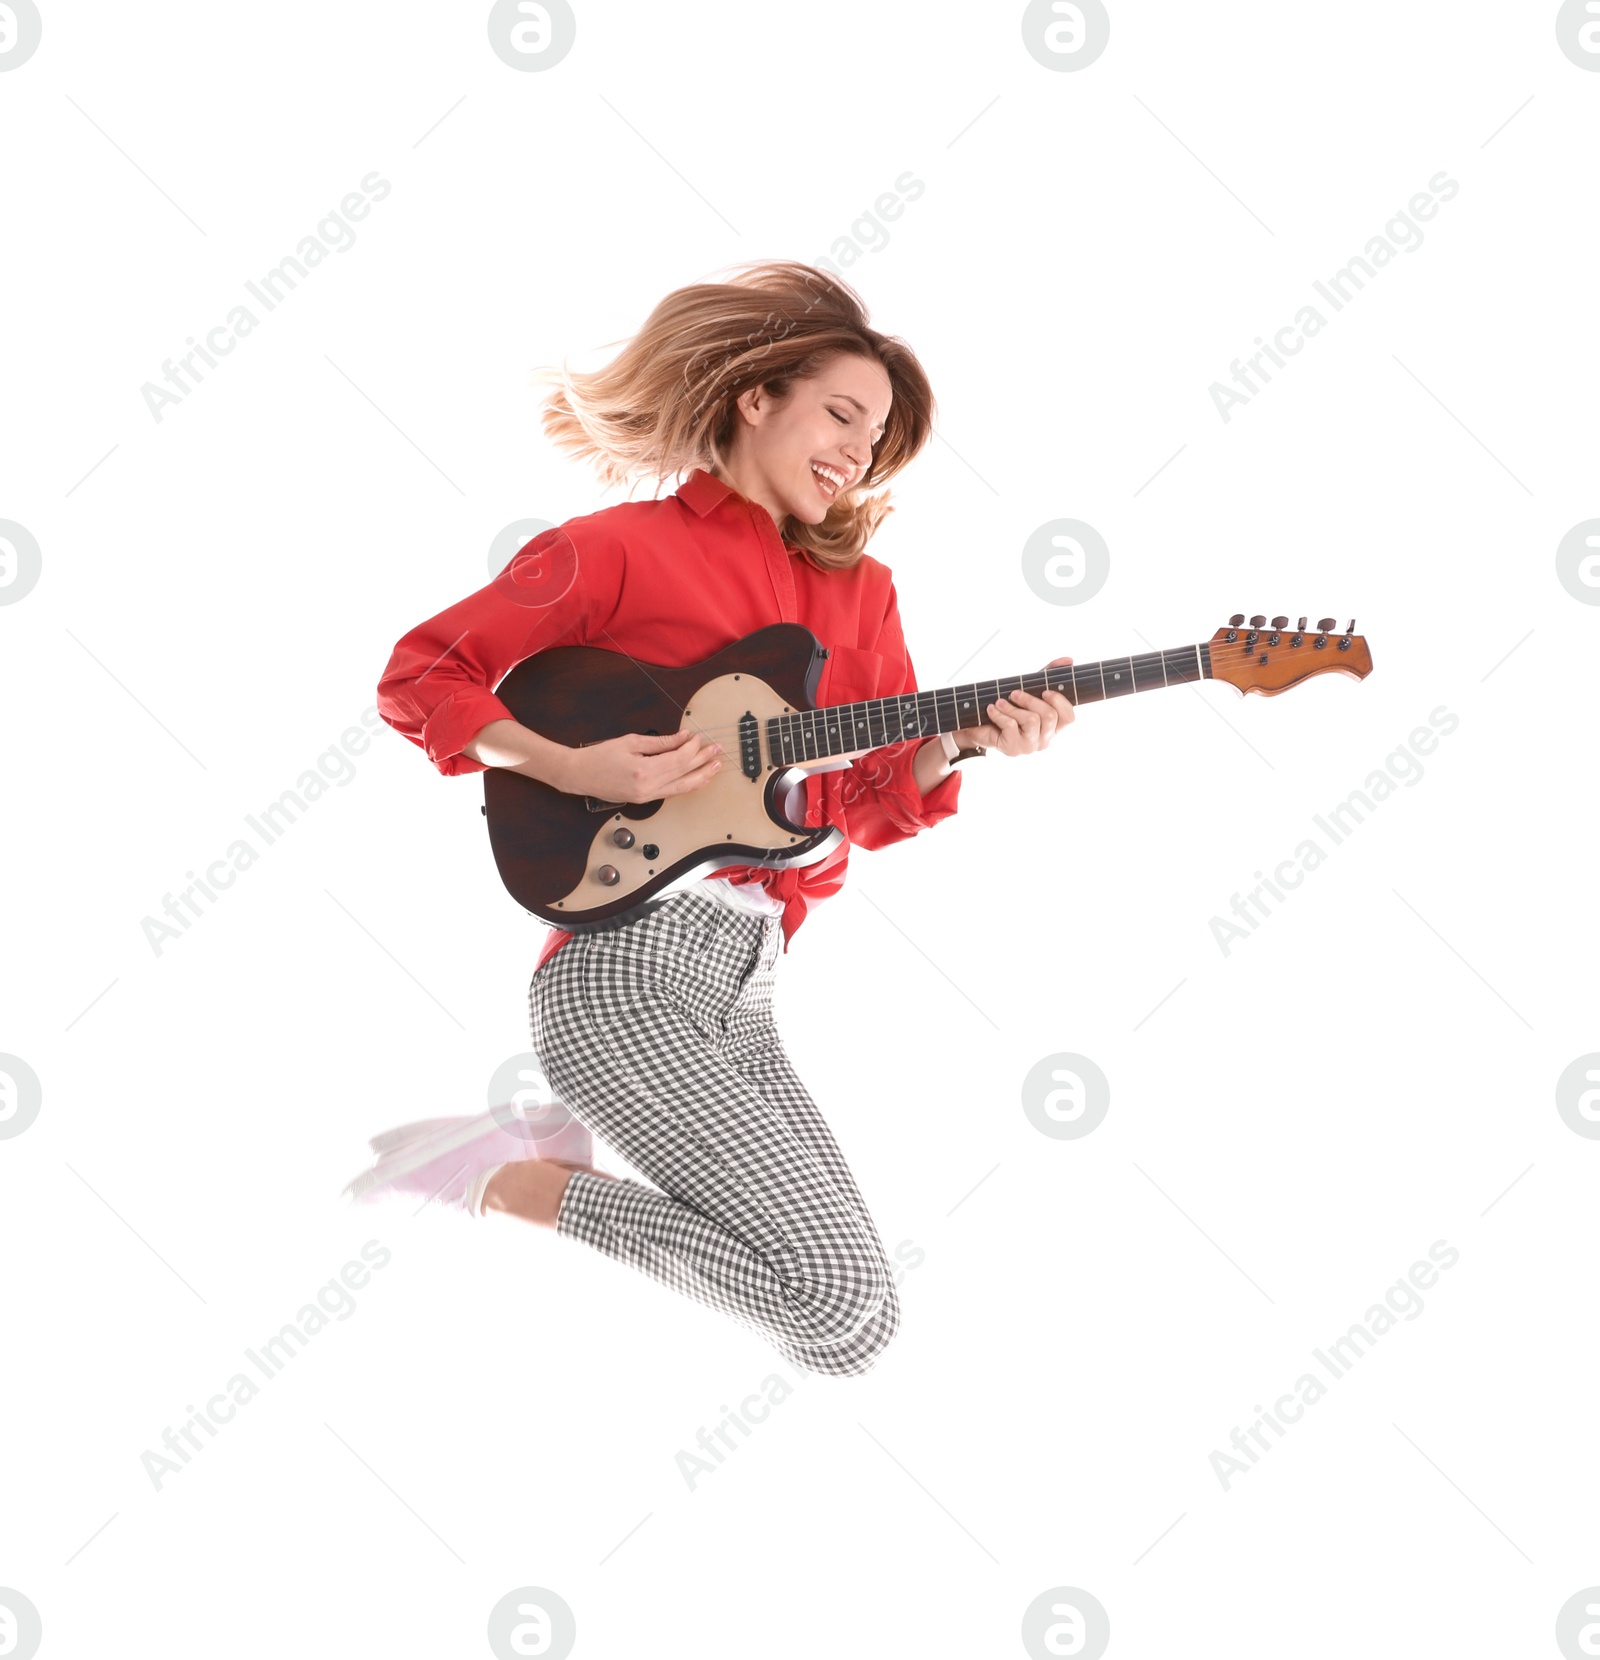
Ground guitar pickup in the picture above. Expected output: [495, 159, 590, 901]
[738, 710, 761, 779]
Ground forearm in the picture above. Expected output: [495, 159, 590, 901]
[461, 718, 571, 787]
[913, 735, 953, 796]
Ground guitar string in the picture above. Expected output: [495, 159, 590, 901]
[630, 639, 1367, 749]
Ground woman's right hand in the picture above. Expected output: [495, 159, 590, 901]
[555, 727, 725, 802]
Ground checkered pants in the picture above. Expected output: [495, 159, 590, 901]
[527, 889, 899, 1377]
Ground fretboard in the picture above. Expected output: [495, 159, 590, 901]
[768, 642, 1213, 766]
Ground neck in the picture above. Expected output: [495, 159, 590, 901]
[708, 463, 786, 531]
[772, 641, 1214, 765]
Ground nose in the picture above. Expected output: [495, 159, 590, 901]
[840, 435, 872, 473]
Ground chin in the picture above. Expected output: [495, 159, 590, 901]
[787, 494, 829, 526]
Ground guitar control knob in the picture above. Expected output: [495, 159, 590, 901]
[1228, 613, 1245, 627]
[1249, 615, 1266, 628]
[1317, 617, 1336, 633]
[1271, 616, 1288, 630]
[611, 827, 635, 848]
[595, 865, 621, 886]
[641, 844, 659, 861]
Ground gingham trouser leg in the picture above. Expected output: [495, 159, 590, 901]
[527, 891, 898, 1377]
[719, 1035, 901, 1372]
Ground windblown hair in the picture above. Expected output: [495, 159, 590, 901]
[530, 260, 935, 570]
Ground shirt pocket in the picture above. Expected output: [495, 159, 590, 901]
[820, 644, 884, 706]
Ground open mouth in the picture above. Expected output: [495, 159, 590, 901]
[810, 462, 846, 500]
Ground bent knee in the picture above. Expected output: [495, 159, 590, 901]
[779, 1241, 894, 1349]
[791, 1280, 901, 1376]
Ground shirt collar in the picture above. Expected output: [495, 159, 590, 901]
[676, 465, 817, 567]
[676, 467, 737, 518]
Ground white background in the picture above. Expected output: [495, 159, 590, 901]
[2, 2, 1597, 1656]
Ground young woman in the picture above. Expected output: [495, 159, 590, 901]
[344, 261, 1073, 1376]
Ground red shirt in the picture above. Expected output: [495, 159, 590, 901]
[375, 466, 963, 966]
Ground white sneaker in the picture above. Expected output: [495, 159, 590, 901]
[341, 1103, 596, 1215]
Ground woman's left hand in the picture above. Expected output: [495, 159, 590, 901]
[948, 656, 1076, 756]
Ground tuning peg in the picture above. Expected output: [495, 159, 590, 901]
[1297, 617, 1307, 632]
[1270, 615, 1288, 630]
[1317, 617, 1336, 633]
[1249, 614, 1266, 628]
[1228, 613, 1245, 627]
[1345, 618, 1355, 635]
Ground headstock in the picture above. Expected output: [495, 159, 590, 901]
[1208, 614, 1373, 697]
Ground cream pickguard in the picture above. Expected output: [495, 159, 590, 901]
[549, 669, 861, 911]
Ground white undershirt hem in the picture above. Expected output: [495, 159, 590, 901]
[698, 874, 786, 917]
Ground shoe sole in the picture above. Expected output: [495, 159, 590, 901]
[342, 1154, 476, 1205]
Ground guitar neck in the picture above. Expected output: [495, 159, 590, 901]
[773, 641, 1214, 764]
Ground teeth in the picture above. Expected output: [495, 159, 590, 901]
[811, 463, 845, 490]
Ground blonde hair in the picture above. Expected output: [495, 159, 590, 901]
[530, 260, 935, 571]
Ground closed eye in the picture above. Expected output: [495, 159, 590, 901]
[833, 408, 884, 442]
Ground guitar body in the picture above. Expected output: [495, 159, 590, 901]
[483, 623, 844, 931]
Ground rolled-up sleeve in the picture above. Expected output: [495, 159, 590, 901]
[837, 579, 962, 850]
[376, 525, 600, 777]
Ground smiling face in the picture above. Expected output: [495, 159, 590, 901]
[716, 350, 892, 529]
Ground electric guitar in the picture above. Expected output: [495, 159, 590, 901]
[482, 613, 1373, 930]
